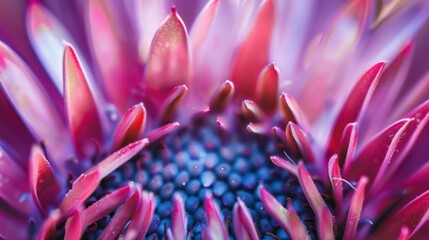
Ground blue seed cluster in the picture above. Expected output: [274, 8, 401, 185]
[83, 115, 327, 239]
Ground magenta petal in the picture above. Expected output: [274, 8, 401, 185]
[259, 185, 309, 239]
[99, 187, 141, 240]
[343, 176, 368, 240]
[233, 198, 259, 240]
[279, 93, 307, 128]
[36, 211, 61, 240]
[326, 62, 385, 159]
[297, 163, 334, 239]
[396, 227, 410, 240]
[147, 122, 180, 143]
[327, 155, 343, 216]
[255, 63, 279, 115]
[64, 210, 83, 240]
[145, 8, 191, 94]
[242, 100, 264, 123]
[171, 194, 187, 240]
[370, 190, 429, 239]
[209, 80, 235, 113]
[203, 193, 228, 240]
[338, 122, 357, 173]
[287, 122, 316, 163]
[270, 156, 298, 177]
[87, 0, 138, 112]
[229, 0, 275, 99]
[125, 190, 156, 239]
[160, 85, 188, 124]
[81, 183, 133, 228]
[113, 103, 147, 149]
[190, 0, 219, 55]
[29, 145, 61, 212]
[64, 44, 103, 158]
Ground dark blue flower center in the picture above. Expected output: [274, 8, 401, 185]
[84, 115, 325, 239]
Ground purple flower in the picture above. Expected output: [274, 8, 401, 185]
[1, 0, 429, 239]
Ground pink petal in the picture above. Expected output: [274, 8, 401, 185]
[255, 63, 279, 115]
[113, 103, 147, 149]
[259, 185, 309, 239]
[327, 155, 343, 216]
[233, 198, 259, 240]
[203, 193, 228, 240]
[87, 0, 139, 112]
[370, 190, 429, 239]
[65, 210, 83, 240]
[171, 194, 187, 240]
[229, 0, 276, 99]
[326, 62, 385, 159]
[29, 145, 61, 211]
[246, 123, 270, 135]
[190, 0, 220, 55]
[81, 183, 133, 228]
[160, 85, 188, 124]
[396, 227, 410, 240]
[209, 80, 235, 113]
[147, 122, 180, 143]
[64, 44, 103, 158]
[338, 122, 357, 173]
[99, 187, 141, 240]
[125, 190, 156, 239]
[286, 122, 316, 163]
[0, 41, 70, 168]
[242, 100, 264, 123]
[145, 8, 191, 94]
[270, 156, 298, 177]
[279, 93, 307, 129]
[297, 163, 334, 239]
[36, 210, 61, 240]
[343, 176, 368, 240]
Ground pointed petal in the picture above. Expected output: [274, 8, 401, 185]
[230, 0, 276, 99]
[259, 185, 309, 239]
[147, 122, 180, 143]
[190, 0, 219, 54]
[171, 194, 187, 240]
[326, 62, 385, 158]
[160, 85, 188, 124]
[297, 163, 334, 239]
[145, 8, 191, 94]
[65, 210, 83, 240]
[0, 41, 70, 167]
[255, 63, 279, 115]
[125, 191, 156, 240]
[338, 122, 358, 173]
[270, 156, 298, 177]
[247, 123, 270, 135]
[287, 123, 316, 163]
[203, 193, 228, 240]
[242, 100, 264, 123]
[233, 198, 259, 240]
[396, 227, 410, 240]
[370, 190, 429, 239]
[81, 183, 133, 228]
[279, 93, 307, 128]
[113, 103, 147, 149]
[29, 145, 61, 211]
[64, 44, 102, 158]
[343, 176, 368, 240]
[327, 155, 343, 216]
[36, 211, 61, 240]
[209, 80, 234, 113]
[87, 0, 138, 111]
[99, 187, 141, 240]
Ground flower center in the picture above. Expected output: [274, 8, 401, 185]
[83, 115, 324, 239]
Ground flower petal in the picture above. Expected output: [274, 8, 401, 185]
[326, 62, 385, 159]
[338, 122, 358, 173]
[370, 190, 429, 239]
[64, 210, 83, 240]
[113, 103, 147, 149]
[255, 63, 279, 115]
[233, 198, 259, 240]
[81, 183, 133, 228]
[286, 122, 316, 164]
[279, 93, 307, 129]
[203, 193, 228, 240]
[147, 122, 180, 143]
[242, 100, 264, 123]
[160, 85, 188, 124]
[125, 190, 156, 239]
[297, 163, 334, 239]
[171, 194, 187, 240]
[190, 0, 219, 55]
[29, 145, 61, 212]
[327, 155, 343, 216]
[229, 0, 276, 99]
[209, 80, 235, 113]
[270, 156, 298, 177]
[99, 187, 141, 240]
[145, 8, 191, 94]
[259, 185, 309, 239]
[343, 176, 368, 240]
[64, 44, 102, 158]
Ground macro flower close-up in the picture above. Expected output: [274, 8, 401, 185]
[1, 0, 429, 239]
